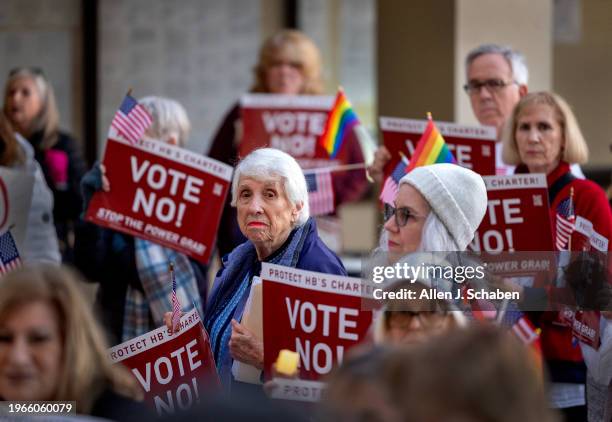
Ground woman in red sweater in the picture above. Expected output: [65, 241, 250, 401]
[502, 91, 612, 421]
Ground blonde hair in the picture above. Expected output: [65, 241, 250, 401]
[3, 68, 60, 149]
[0, 265, 142, 413]
[251, 29, 323, 94]
[0, 113, 24, 166]
[502, 91, 589, 166]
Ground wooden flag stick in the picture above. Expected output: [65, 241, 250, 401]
[302, 162, 367, 175]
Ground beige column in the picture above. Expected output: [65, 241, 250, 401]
[555, 0, 612, 168]
[377, 0, 456, 122]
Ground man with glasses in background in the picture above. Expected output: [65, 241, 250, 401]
[465, 44, 584, 176]
[369, 43, 584, 179]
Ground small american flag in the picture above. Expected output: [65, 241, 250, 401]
[170, 262, 182, 331]
[379, 159, 408, 205]
[110, 94, 152, 144]
[512, 314, 540, 344]
[0, 230, 21, 276]
[556, 193, 575, 251]
[305, 171, 335, 216]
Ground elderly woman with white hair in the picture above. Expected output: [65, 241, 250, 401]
[74, 96, 207, 346]
[193, 148, 346, 387]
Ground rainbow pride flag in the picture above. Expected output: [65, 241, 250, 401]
[406, 115, 456, 172]
[319, 89, 359, 159]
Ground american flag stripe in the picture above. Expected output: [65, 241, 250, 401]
[0, 261, 20, 274]
[117, 112, 145, 133]
[555, 195, 575, 251]
[169, 262, 182, 331]
[110, 94, 152, 144]
[171, 291, 181, 330]
[557, 218, 574, 233]
[379, 159, 408, 205]
[512, 316, 539, 344]
[306, 171, 335, 216]
[0, 230, 21, 276]
[114, 112, 148, 140]
[379, 176, 399, 205]
[113, 114, 141, 139]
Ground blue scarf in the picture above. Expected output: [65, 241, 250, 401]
[205, 218, 313, 385]
[122, 238, 203, 342]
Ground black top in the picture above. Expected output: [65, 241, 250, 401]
[28, 129, 87, 262]
[90, 388, 155, 422]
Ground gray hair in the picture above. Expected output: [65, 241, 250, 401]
[465, 44, 529, 86]
[230, 148, 310, 226]
[418, 212, 461, 251]
[139, 96, 190, 146]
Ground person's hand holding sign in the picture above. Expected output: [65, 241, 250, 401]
[99, 164, 110, 192]
[81, 163, 111, 210]
[229, 319, 264, 370]
[163, 310, 184, 334]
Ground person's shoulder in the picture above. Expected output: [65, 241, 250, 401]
[220, 102, 241, 123]
[571, 178, 608, 200]
[297, 222, 347, 276]
[53, 130, 80, 150]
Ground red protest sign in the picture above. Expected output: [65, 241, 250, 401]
[240, 94, 351, 169]
[380, 117, 497, 177]
[572, 310, 601, 349]
[470, 174, 554, 253]
[85, 137, 232, 263]
[560, 308, 601, 348]
[109, 309, 220, 416]
[261, 263, 374, 381]
[574, 216, 610, 252]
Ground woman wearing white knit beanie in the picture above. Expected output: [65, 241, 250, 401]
[382, 163, 488, 253]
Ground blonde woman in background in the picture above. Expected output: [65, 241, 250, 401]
[208, 29, 368, 258]
[0, 265, 148, 420]
[3, 67, 87, 262]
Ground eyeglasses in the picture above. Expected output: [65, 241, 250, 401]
[387, 310, 449, 330]
[383, 203, 417, 227]
[463, 79, 517, 95]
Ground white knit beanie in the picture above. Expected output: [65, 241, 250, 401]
[399, 164, 487, 251]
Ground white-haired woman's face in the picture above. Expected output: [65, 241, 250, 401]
[0, 300, 62, 401]
[5, 76, 43, 132]
[515, 104, 564, 175]
[383, 184, 430, 254]
[236, 176, 302, 258]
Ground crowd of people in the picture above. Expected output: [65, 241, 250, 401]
[0, 28, 610, 422]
